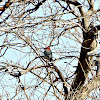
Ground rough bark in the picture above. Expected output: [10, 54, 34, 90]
[71, 26, 99, 92]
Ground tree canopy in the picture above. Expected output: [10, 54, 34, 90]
[0, 0, 100, 100]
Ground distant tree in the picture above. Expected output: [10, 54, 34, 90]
[0, 0, 100, 100]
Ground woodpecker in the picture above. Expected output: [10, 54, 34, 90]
[44, 47, 52, 62]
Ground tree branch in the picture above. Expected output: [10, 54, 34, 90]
[70, 25, 99, 93]
[61, 0, 86, 31]
[87, 0, 94, 10]
[0, 0, 12, 15]
[96, 25, 100, 30]
[61, 0, 85, 16]
[80, 75, 100, 99]
[53, 65, 68, 98]
[20, 0, 46, 18]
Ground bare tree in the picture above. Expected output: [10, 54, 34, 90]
[0, 0, 100, 100]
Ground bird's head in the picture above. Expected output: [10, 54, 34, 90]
[44, 47, 50, 50]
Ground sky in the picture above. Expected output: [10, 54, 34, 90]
[0, 0, 100, 99]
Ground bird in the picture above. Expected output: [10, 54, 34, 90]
[44, 47, 52, 62]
